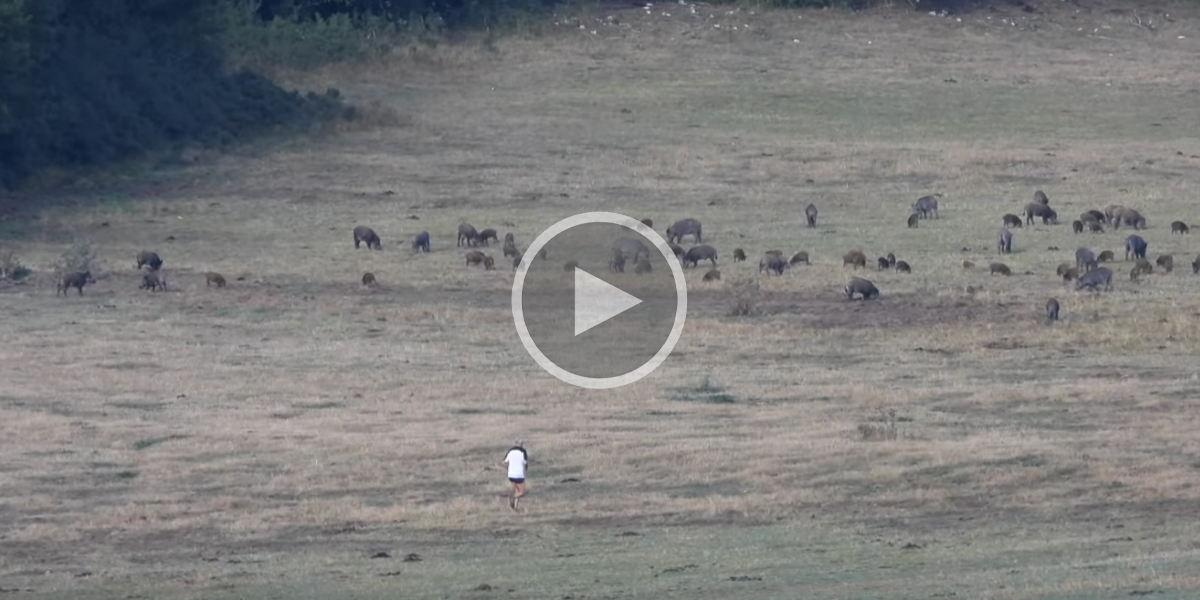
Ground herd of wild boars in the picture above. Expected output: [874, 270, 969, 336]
[987, 188, 1200, 324]
[45, 186, 1199, 322]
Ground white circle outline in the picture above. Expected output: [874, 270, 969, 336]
[511, 212, 688, 390]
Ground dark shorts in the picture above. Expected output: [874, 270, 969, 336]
[509, 478, 525, 484]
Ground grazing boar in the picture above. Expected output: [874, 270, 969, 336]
[503, 239, 520, 258]
[412, 231, 431, 252]
[844, 277, 880, 300]
[669, 243, 685, 259]
[1097, 250, 1114, 263]
[1033, 190, 1050, 205]
[477, 229, 499, 245]
[732, 248, 746, 262]
[1024, 202, 1058, 225]
[805, 204, 818, 228]
[504, 232, 515, 244]
[609, 248, 626, 273]
[204, 272, 226, 288]
[56, 271, 94, 296]
[1103, 204, 1126, 226]
[907, 213, 920, 229]
[1056, 262, 1074, 277]
[759, 254, 786, 275]
[1076, 266, 1113, 291]
[1156, 254, 1174, 273]
[362, 272, 376, 286]
[465, 250, 491, 268]
[1116, 208, 1146, 230]
[1002, 214, 1023, 228]
[1131, 258, 1153, 277]
[635, 255, 652, 274]
[886, 253, 896, 267]
[1075, 247, 1096, 272]
[140, 271, 167, 292]
[1045, 298, 1059, 325]
[912, 195, 939, 219]
[1171, 221, 1189, 234]
[1072, 220, 1084, 234]
[877, 257, 890, 270]
[1082, 210, 1106, 223]
[989, 263, 1012, 276]
[789, 251, 810, 266]
[962, 260, 975, 270]
[1125, 235, 1147, 261]
[702, 269, 721, 282]
[842, 250, 867, 269]
[895, 261, 911, 273]
[1088, 221, 1104, 233]
[683, 244, 718, 268]
[353, 226, 382, 250]
[997, 228, 1013, 254]
[665, 218, 703, 244]
[136, 250, 163, 270]
[457, 223, 479, 247]
[1061, 267, 1078, 282]
[613, 237, 651, 262]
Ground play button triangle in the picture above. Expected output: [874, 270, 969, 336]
[574, 268, 643, 336]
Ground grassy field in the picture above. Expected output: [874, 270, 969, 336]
[5, 1, 1200, 598]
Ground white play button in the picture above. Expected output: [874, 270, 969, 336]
[574, 268, 643, 336]
[511, 212, 688, 390]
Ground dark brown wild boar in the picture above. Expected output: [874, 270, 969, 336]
[57, 271, 94, 296]
[842, 250, 866, 269]
[353, 226, 382, 250]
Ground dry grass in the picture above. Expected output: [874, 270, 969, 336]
[4, 1, 1200, 598]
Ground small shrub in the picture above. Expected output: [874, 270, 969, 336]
[858, 408, 900, 441]
[728, 276, 762, 317]
[0, 250, 32, 281]
[671, 377, 738, 404]
[54, 241, 99, 275]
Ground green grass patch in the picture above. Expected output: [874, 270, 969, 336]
[107, 401, 167, 411]
[98, 362, 161, 371]
[133, 435, 189, 451]
[670, 377, 738, 404]
[451, 407, 538, 416]
[293, 401, 343, 410]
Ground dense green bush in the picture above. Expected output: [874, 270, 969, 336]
[0, 0, 348, 189]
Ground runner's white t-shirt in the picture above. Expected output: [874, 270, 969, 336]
[505, 448, 527, 479]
